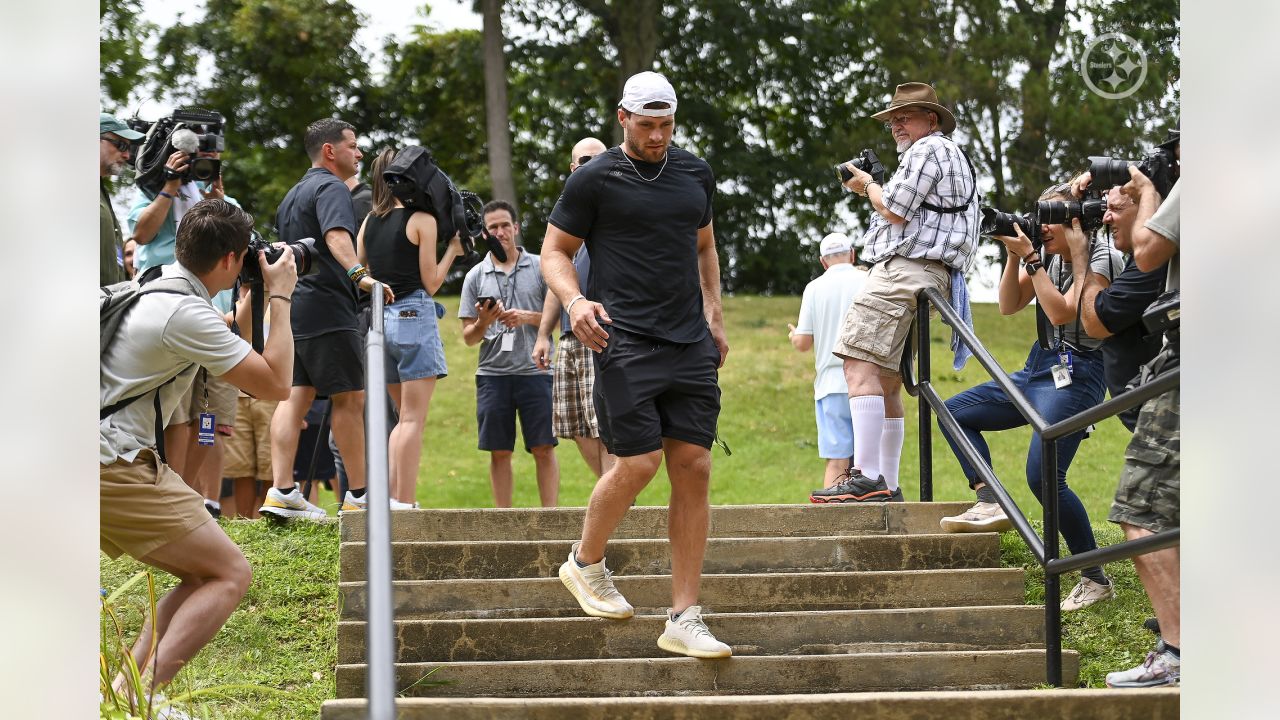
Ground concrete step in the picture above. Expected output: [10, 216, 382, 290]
[339, 502, 973, 543]
[337, 606, 1048, 664]
[333, 649, 1080, 698]
[339, 568, 1026, 620]
[339, 533, 1000, 582]
[321, 688, 1180, 720]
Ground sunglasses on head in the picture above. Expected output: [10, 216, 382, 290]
[577, 155, 596, 166]
[101, 136, 132, 153]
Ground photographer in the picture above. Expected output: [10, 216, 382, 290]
[1104, 159, 1181, 689]
[812, 82, 979, 504]
[936, 183, 1124, 615]
[128, 116, 242, 517]
[100, 112, 144, 285]
[100, 199, 296, 698]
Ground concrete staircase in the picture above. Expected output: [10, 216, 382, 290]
[321, 504, 1178, 718]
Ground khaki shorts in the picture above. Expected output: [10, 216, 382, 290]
[101, 448, 212, 560]
[1109, 389, 1180, 533]
[224, 395, 279, 481]
[169, 372, 239, 431]
[833, 255, 950, 372]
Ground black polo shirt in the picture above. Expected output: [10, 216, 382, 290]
[275, 167, 359, 339]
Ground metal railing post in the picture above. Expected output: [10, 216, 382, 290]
[365, 284, 396, 719]
[1042, 437, 1062, 687]
[917, 296, 933, 502]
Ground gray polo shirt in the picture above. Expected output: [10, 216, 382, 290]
[459, 248, 550, 376]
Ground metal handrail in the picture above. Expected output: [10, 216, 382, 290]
[364, 284, 396, 719]
[911, 286, 1180, 686]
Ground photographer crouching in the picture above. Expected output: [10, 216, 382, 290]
[100, 199, 297, 701]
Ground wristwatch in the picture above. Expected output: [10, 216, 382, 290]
[1023, 253, 1043, 275]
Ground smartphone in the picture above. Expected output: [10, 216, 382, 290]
[476, 296, 497, 310]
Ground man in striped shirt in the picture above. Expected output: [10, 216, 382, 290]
[811, 82, 978, 504]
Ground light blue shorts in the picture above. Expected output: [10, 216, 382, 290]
[815, 392, 854, 459]
[384, 289, 448, 383]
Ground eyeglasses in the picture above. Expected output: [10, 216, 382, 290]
[101, 135, 132, 153]
[576, 155, 596, 166]
[883, 110, 927, 130]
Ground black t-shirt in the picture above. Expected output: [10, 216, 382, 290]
[1096, 255, 1167, 429]
[548, 145, 714, 344]
[364, 209, 425, 300]
[276, 167, 359, 339]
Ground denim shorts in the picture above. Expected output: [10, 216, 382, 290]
[384, 289, 448, 383]
[815, 392, 854, 459]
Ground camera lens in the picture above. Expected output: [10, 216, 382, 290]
[980, 207, 1026, 237]
[1036, 200, 1079, 226]
[189, 158, 221, 182]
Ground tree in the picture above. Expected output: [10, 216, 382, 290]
[100, 0, 156, 109]
[478, 0, 519, 209]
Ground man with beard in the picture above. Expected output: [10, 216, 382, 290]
[541, 71, 732, 658]
[100, 112, 144, 285]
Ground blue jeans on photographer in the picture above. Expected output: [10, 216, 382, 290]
[940, 342, 1107, 559]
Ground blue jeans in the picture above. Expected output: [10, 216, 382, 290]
[940, 342, 1106, 558]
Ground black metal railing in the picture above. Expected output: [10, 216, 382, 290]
[364, 284, 396, 719]
[906, 286, 1179, 686]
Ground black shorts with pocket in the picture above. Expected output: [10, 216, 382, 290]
[293, 329, 365, 396]
[593, 327, 722, 457]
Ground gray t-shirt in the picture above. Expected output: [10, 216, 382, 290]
[1145, 182, 1180, 291]
[459, 248, 550, 376]
[1047, 240, 1125, 352]
[100, 263, 252, 464]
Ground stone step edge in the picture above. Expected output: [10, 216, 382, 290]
[338, 532, 1000, 548]
[340, 566, 1024, 588]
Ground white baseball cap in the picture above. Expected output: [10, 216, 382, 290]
[619, 71, 677, 117]
[819, 232, 853, 256]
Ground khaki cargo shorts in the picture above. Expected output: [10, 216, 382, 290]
[169, 371, 239, 431]
[1109, 388, 1180, 533]
[101, 448, 212, 560]
[224, 395, 279, 481]
[833, 255, 951, 372]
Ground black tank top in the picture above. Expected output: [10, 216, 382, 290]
[364, 208, 425, 299]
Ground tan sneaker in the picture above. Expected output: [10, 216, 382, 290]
[657, 605, 732, 658]
[1061, 576, 1116, 611]
[939, 501, 1012, 533]
[558, 543, 634, 619]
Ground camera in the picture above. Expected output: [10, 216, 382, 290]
[835, 149, 886, 185]
[131, 107, 227, 195]
[238, 231, 318, 285]
[382, 145, 507, 263]
[1036, 196, 1106, 233]
[980, 208, 1040, 248]
[1088, 145, 1177, 198]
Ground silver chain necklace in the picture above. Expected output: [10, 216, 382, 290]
[621, 147, 669, 182]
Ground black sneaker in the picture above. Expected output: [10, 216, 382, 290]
[810, 469, 893, 503]
[888, 486, 905, 502]
[204, 501, 222, 519]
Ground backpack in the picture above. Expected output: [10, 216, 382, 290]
[100, 266, 198, 462]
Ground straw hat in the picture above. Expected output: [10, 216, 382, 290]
[870, 82, 956, 135]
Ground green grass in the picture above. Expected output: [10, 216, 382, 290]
[99, 296, 1157, 718]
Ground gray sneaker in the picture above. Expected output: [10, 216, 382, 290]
[889, 487, 905, 502]
[1061, 576, 1116, 611]
[1106, 641, 1180, 688]
[939, 501, 1012, 533]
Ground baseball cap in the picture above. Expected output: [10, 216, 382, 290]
[100, 112, 145, 141]
[619, 71, 677, 117]
[819, 232, 852, 256]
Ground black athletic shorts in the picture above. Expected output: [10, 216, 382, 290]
[593, 327, 721, 457]
[293, 329, 365, 396]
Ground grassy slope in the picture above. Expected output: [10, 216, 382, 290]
[100, 297, 1156, 718]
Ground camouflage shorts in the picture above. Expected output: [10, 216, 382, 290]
[1108, 389, 1179, 533]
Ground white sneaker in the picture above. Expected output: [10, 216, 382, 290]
[259, 487, 327, 521]
[145, 694, 192, 720]
[389, 498, 415, 510]
[657, 605, 732, 658]
[1061, 576, 1116, 611]
[340, 490, 368, 513]
[558, 543, 634, 619]
[940, 501, 1013, 533]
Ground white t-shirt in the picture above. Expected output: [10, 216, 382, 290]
[795, 263, 869, 399]
[100, 263, 251, 465]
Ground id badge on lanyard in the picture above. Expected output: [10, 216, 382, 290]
[1051, 347, 1073, 389]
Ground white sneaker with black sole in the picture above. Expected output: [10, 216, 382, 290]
[259, 487, 327, 521]
[657, 605, 732, 658]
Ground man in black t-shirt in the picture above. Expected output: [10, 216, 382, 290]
[1069, 186, 1167, 431]
[261, 118, 392, 521]
[542, 71, 732, 659]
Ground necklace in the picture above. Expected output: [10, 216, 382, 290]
[621, 148, 669, 182]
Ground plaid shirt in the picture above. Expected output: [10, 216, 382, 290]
[859, 132, 979, 271]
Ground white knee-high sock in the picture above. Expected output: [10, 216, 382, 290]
[850, 395, 886, 480]
[879, 417, 906, 490]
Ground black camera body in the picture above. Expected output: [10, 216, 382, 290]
[238, 231, 318, 285]
[1142, 289, 1179, 341]
[1089, 146, 1178, 198]
[835, 149, 886, 185]
[980, 207, 1042, 249]
[382, 145, 508, 263]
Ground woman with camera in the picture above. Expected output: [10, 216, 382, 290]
[938, 184, 1124, 612]
[357, 147, 465, 509]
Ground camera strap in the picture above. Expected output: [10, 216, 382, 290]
[919, 145, 977, 215]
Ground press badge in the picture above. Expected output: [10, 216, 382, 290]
[500, 332, 515, 353]
[197, 412, 217, 446]
[1051, 364, 1073, 389]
